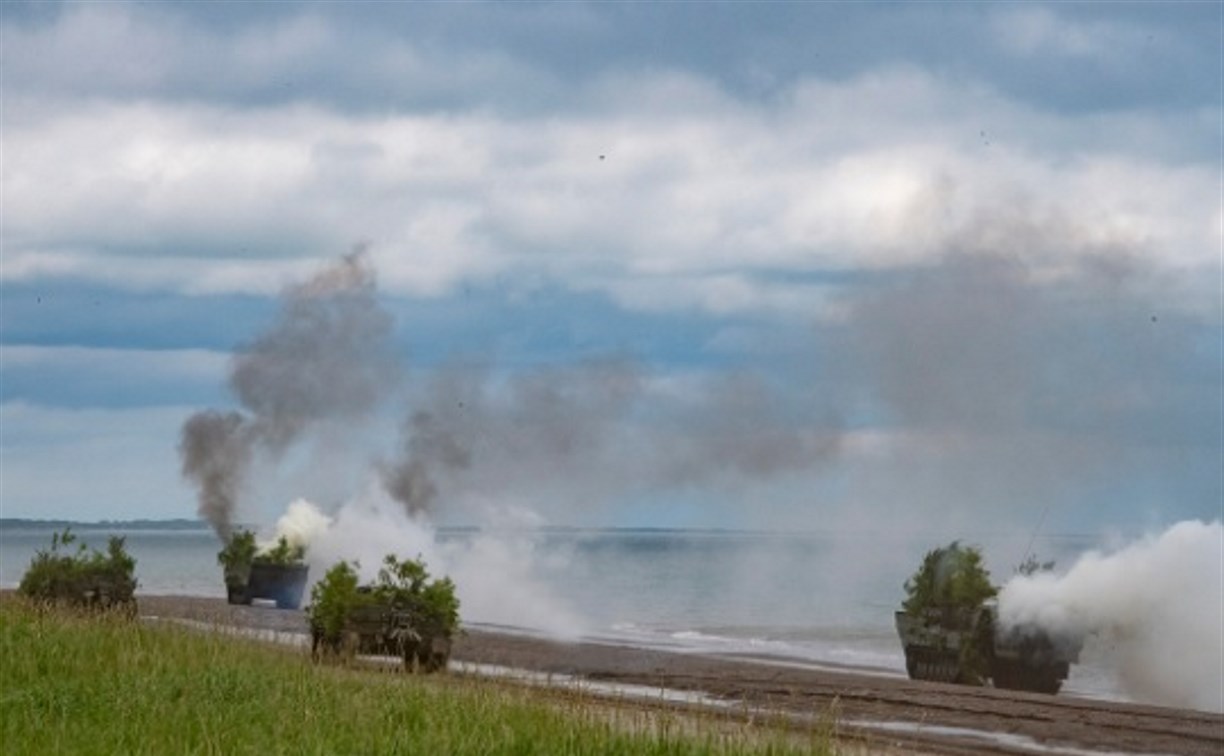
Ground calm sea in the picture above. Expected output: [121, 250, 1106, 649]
[0, 525, 1123, 701]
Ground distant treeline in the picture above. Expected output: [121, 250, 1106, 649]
[0, 518, 209, 531]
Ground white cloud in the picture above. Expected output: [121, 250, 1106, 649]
[2, 26, 1215, 315]
[0, 4, 560, 110]
[0, 248, 319, 296]
[992, 6, 1142, 60]
[2, 344, 229, 382]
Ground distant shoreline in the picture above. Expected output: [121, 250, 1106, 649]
[0, 518, 210, 531]
[1, 519, 1111, 539]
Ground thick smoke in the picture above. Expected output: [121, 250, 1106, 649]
[179, 251, 399, 539]
[230, 251, 399, 451]
[178, 411, 252, 542]
[290, 491, 587, 637]
[173, 230, 1218, 655]
[831, 246, 1217, 527]
[268, 498, 334, 552]
[998, 520, 1223, 712]
[378, 360, 842, 519]
[380, 359, 637, 516]
[176, 252, 593, 635]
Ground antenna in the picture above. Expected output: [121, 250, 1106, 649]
[1019, 500, 1053, 572]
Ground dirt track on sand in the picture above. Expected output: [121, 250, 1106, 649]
[137, 595, 1224, 755]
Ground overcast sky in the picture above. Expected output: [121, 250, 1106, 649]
[1, 1, 1220, 535]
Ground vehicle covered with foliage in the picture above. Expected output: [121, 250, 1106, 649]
[217, 530, 309, 609]
[309, 555, 460, 673]
[896, 542, 1080, 694]
[18, 529, 137, 611]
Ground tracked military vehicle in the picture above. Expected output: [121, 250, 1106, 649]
[218, 531, 309, 609]
[308, 556, 459, 674]
[896, 541, 1081, 694]
[311, 587, 452, 672]
[229, 562, 310, 609]
[895, 602, 1079, 693]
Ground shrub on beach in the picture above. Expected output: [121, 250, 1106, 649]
[17, 529, 137, 610]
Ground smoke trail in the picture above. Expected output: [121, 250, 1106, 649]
[379, 360, 841, 519]
[179, 250, 399, 538]
[178, 411, 252, 542]
[379, 359, 638, 517]
[381, 409, 474, 517]
[998, 520, 1223, 712]
[231, 250, 399, 451]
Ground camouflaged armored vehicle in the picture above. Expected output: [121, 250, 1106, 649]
[896, 541, 1081, 694]
[227, 562, 309, 609]
[895, 601, 1080, 693]
[308, 556, 459, 673]
[218, 531, 309, 609]
[311, 587, 452, 672]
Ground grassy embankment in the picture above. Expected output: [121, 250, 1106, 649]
[0, 598, 836, 755]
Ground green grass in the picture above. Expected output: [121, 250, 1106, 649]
[0, 599, 834, 755]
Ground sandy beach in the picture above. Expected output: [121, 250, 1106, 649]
[135, 594, 1223, 755]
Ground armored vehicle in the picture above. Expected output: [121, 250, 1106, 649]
[309, 556, 459, 673]
[310, 588, 452, 672]
[218, 531, 309, 609]
[230, 562, 309, 609]
[895, 602, 1079, 694]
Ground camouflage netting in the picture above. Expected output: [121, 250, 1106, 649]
[900, 541, 998, 684]
[902, 540, 997, 614]
[309, 554, 460, 672]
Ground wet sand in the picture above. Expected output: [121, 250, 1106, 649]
[136, 595, 1223, 755]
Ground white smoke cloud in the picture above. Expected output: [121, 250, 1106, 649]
[301, 488, 440, 583]
[440, 530, 586, 639]
[277, 489, 587, 638]
[998, 520, 1223, 712]
[268, 497, 334, 551]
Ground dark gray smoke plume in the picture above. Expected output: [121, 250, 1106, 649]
[380, 358, 842, 519]
[380, 359, 639, 516]
[830, 240, 1217, 524]
[382, 409, 474, 517]
[178, 411, 252, 542]
[180, 251, 399, 538]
